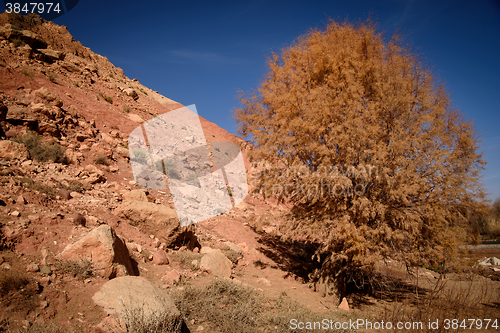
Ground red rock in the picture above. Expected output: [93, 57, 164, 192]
[338, 297, 349, 311]
[152, 249, 169, 265]
[70, 213, 86, 227]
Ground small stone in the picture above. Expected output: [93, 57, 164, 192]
[70, 192, 82, 198]
[40, 265, 52, 275]
[152, 250, 169, 265]
[26, 263, 40, 272]
[490, 257, 500, 266]
[11, 211, 20, 217]
[338, 297, 349, 311]
[161, 269, 181, 285]
[40, 301, 48, 309]
[16, 195, 27, 204]
[58, 189, 72, 200]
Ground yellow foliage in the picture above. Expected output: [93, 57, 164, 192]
[235, 19, 486, 296]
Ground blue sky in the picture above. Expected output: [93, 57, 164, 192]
[6, 0, 500, 201]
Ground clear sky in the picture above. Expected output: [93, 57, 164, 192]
[5, 0, 499, 201]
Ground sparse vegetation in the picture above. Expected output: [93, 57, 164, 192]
[172, 279, 357, 333]
[169, 251, 202, 270]
[382, 276, 499, 332]
[121, 306, 184, 333]
[220, 246, 241, 265]
[13, 132, 67, 164]
[154, 158, 181, 180]
[108, 73, 114, 78]
[19, 69, 34, 77]
[98, 92, 113, 104]
[55, 259, 93, 280]
[94, 154, 110, 166]
[13, 176, 57, 199]
[0, 269, 29, 294]
[11, 38, 25, 48]
[73, 81, 80, 87]
[123, 106, 131, 113]
[131, 149, 149, 164]
[138, 88, 147, 95]
[48, 73, 57, 83]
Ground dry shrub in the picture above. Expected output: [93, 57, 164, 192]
[48, 73, 57, 83]
[169, 251, 201, 270]
[121, 307, 184, 333]
[55, 259, 93, 280]
[220, 246, 242, 265]
[0, 269, 38, 315]
[383, 277, 500, 332]
[13, 133, 67, 164]
[484, 216, 500, 238]
[0, 270, 29, 294]
[484, 199, 500, 238]
[94, 154, 110, 166]
[13, 177, 56, 199]
[18, 322, 67, 333]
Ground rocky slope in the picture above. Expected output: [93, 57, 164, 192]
[0, 12, 327, 333]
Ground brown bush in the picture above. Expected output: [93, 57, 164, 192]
[13, 132, 67, 164]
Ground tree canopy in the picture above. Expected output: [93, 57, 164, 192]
[234, 20, 486, 297]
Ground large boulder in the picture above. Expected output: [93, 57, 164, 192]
[34, 87, 63, 107]
[36, 48, 65, 63]
[123, 88, 139, 100]
[199, 249, 233, 278]
[115, 200, 196, 248]
[58, 225, 136, 279]
[92, 276, 181, 330]
[0, 140, 30, 161]
[6, 105, 37, 122]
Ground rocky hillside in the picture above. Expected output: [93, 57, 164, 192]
[0, 12, 322, 333]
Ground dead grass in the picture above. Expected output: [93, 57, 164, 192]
[13, 177, 56, 200]
[169, 251, 201, 271]
[382, 275, 500, 332]
[17, 323, 67, 333]
[220, 246, 242, 265]
[54, 259, 93, 280]
[121, 307, 184, 333]
[172, 278, 357, 333]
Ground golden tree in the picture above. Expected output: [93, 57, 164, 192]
[235, 20, 486, 297]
